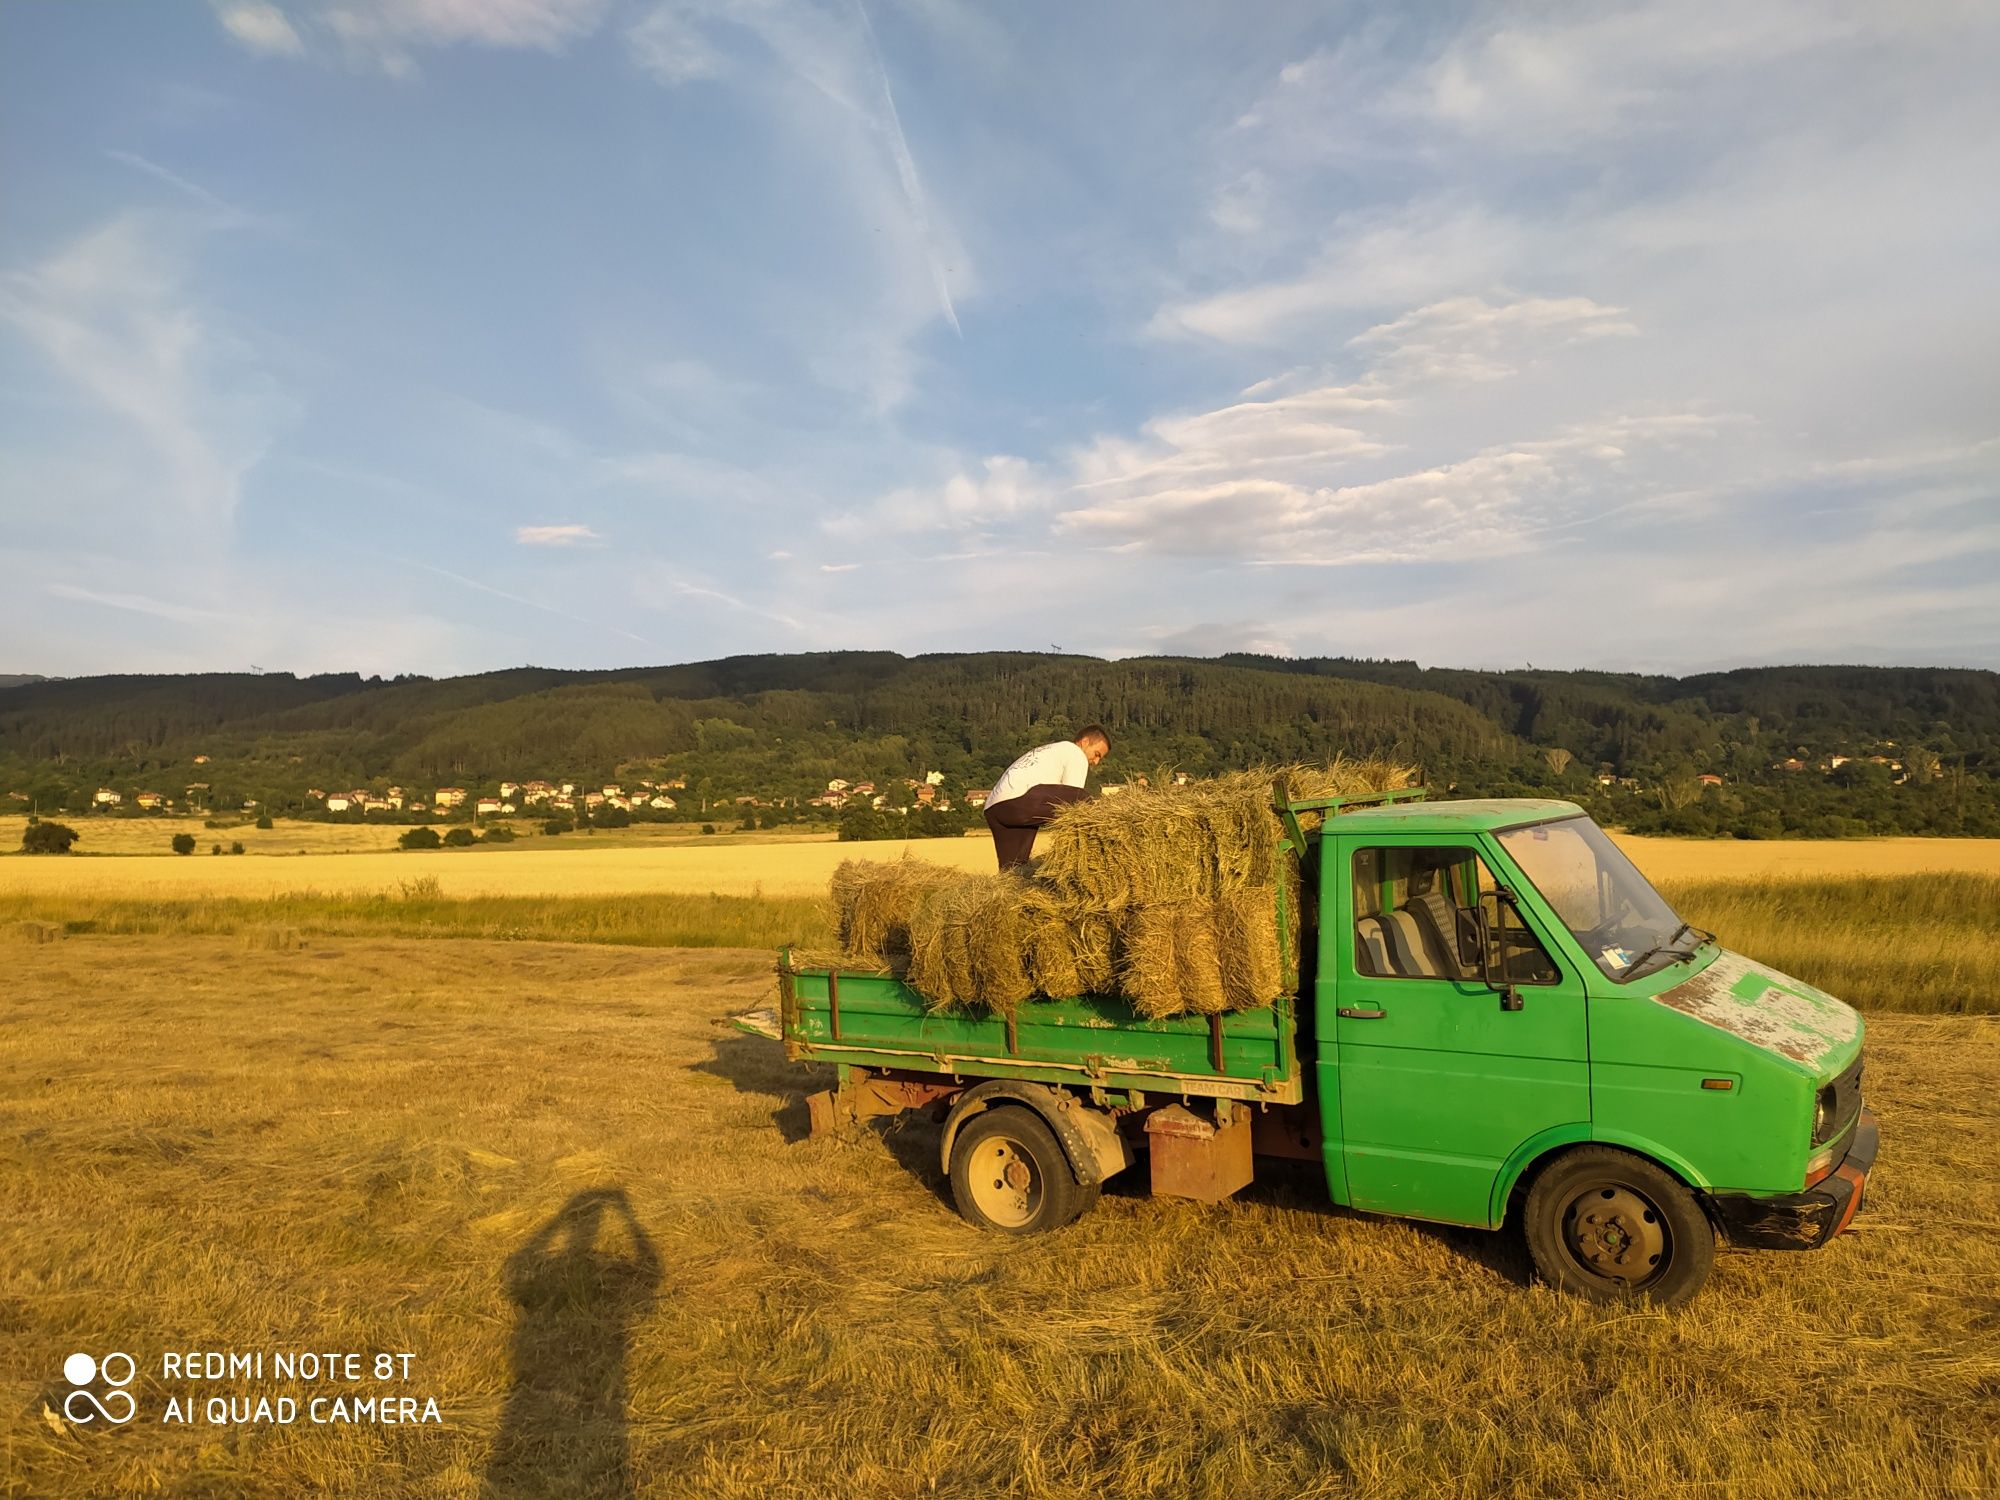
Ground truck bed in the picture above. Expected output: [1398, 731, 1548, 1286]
[775, 958, 1303, 1104]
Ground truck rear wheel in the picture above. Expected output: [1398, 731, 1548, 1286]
[1523, 1147, 1714, 1308]
[949, 1106, 1092, 1234]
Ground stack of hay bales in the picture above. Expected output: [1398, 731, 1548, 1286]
[819, 759, 1414, 1019]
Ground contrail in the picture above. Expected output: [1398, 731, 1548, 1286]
[853, 0, 961, 337]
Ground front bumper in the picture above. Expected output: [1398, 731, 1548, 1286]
[1708, 1109, 1879, 1250]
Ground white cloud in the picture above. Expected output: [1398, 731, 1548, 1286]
[215, 2, 304, 56]
[515, 523, 603, 546]
[1152, 205, 1532, 345]
[216, 0, 611, 72]
[45, 582, 247, 627]
[0, 214, 288, 530]
[624, 0, 970, 410]
[628, 7, 723, 81]
[1349, 295, 1637, 383]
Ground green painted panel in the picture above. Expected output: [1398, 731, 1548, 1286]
[1588, 996, 1811, 1192]
[783, 967, 1298, 1096]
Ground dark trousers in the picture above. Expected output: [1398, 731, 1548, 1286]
[984, 783, 1087, 870]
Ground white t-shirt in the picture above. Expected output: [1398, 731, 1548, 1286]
[988, 740, 1091, 805]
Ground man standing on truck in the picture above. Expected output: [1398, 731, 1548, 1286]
[983, 725, 1110, 870]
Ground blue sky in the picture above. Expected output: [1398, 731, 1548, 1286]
[2, 0, 1996, 678]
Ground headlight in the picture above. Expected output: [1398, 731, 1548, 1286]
[1814, 1088, 1832, 1142]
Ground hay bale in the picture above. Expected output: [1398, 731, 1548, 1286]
[1118, 904, 1186, 1020]
[1019, 885, 1085, 1000]
[830, 857, 960, 964]
[905, 873, 987, 1012]
[826, 759, 1415, 1019]
[1039, 758, 1414, 913]
[243, 925, 302, 951]
[1216, 887, 1285, 1010]
[1176, 906, 1229, 1015]
[966, 875, 1036, 1015]
[11, 920, 64, 945]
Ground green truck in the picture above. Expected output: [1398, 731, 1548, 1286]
[752, 794, 1875, 1306]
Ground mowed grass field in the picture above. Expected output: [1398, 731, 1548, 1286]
[3, 936, 1995, 1500]
[4, 821, 2000, 899]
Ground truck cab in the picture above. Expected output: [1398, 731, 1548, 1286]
[762, 795, 1876, 1307]
[1307, 798, 1873, 1303]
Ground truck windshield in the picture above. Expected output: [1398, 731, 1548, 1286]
[1496, 815, 1696, 982]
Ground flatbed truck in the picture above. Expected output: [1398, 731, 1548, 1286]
[743, 794, 1875, 1306]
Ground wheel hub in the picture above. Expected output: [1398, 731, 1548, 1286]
[1563, 1184, 1668, 1285]
[965, 1137, 1043, 1228]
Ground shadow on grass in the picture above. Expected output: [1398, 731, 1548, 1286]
[483, 1188, 661, 1500]
[695, 1032, 831, 1143]
[696, 1035, 1529, 1283]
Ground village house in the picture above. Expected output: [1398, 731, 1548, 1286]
[649, 794, 676, 810]
[1776, 758, 1807, 772]
[827, 778, 851, 793]
[915, 784, 937, 805]
[964, 789, 988, 807]
[434, 788, 467, 809]
[326, 794, 354, 813]
[93, 788, 122, 806]
[474, 797, 503, 816]
[1696, 774, 1724, 787]
[583, 792, 605, 809]
[522, 780, 555, 803]
[134, 791, 166, 810]
[499, 781, 521, 800]
[852, 781, 876, 797]
[192, 755, 210, 765]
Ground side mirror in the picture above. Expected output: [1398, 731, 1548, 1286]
[1474, 892, 1526, 1012]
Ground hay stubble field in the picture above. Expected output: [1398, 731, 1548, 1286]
[4, 935, 1998, 1499]
[6, 827, 2000, 1497]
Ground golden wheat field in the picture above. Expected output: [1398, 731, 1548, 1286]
[5, 818, 2000, 900]
[3, 935, 1995, 1500]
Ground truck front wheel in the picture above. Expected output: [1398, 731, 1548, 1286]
[1523, 1147, 1714, 1308]
[948, 1107, 1092, 1234]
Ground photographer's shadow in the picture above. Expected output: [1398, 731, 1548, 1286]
[483, 1188, 660, 1500]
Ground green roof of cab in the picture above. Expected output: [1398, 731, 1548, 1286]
[1328, 797, 1586, 835]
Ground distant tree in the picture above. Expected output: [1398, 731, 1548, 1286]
[540, 818, 570, 836]
[1543, 747, 1573, 778]
[481, 824, 517, 843]
[700, 823, 717, 835]
[230, 841, 245, 855]
[171, 832, 196, 855]
[255, 814, 273, 830]
[442, 827, 476, 848]
[399, 826, 442, 850]
[211, 843, 222, 855]
[21, 821, 78, 854]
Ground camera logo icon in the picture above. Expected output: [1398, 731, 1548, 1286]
[63, 1352, 137, 1425]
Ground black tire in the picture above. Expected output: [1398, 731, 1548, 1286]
[948, 1107, 1091, 1235]
[1523, 1147, 1715, 1308]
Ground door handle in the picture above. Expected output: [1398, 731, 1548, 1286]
[1337, 1007, 1387, 1020]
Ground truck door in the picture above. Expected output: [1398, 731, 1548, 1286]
[1328, 835, 1589, 1227]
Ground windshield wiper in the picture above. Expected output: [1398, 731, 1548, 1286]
[1621, 920, 1714, 977]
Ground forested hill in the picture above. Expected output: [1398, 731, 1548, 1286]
[2, 654, 1996, 836]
